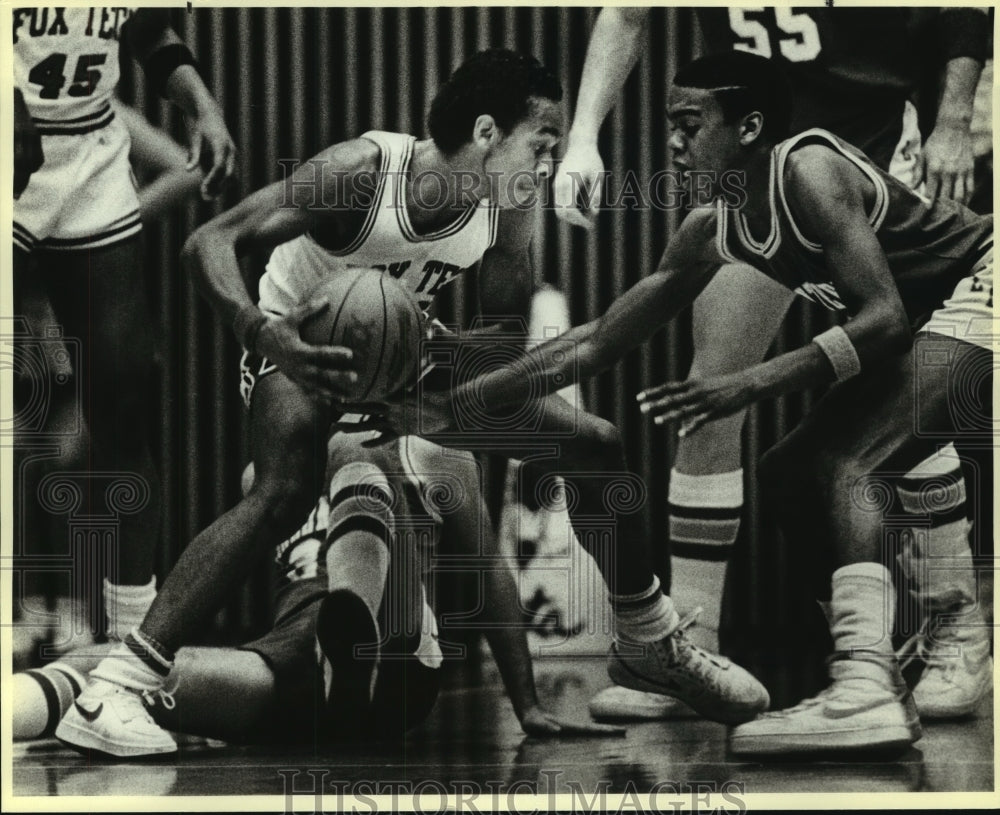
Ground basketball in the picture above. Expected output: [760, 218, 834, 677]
[300, 268, 424, 402]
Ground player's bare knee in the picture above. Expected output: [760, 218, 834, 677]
[249, 475, 317, 539]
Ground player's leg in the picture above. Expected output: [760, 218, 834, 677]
[671, 266, 794, 597]
[38, 239, 160, 641]
[147, 647, 278, 744]
[315, 437, 404, 723]
[57, 371, 333, 757]
[731, 335, 991, 755]
[590, 265, 792, 722]
[883, 101, 986, 716]
[509, 396, 769, 724]
[896, 254, 995, 719]
[315, 434, 442, 735]
[13, 647, 108, 741]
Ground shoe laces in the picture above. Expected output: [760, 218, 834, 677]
[668, 608, 728, 682]
[140, 675, 178, 711]
[896, 600, 973, 672]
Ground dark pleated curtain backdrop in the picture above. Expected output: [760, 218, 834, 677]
[117, 7, 835, 670]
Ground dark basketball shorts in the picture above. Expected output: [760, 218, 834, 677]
[239, 575, 441, 742]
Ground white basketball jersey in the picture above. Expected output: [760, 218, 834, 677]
[259, 131, 501, 316]
[14, 7, 135, 129]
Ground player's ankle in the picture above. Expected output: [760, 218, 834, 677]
[611, 578, 680, 643]
[89, 629, 174, 693]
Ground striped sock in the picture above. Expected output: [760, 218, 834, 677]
[323, 462, 394, 632]
[668, 469, 743, 560]
[611, 577, 680, 643]
[14, 663, 86, 739]
[897, 446, 974, 606]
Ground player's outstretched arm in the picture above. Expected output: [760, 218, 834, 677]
[344, 209, 717, 439]
[918, 8, 988, 204]
[446, 208, 720, 417]
[639, 147, 912, 434]
[126, 8, 236, 200]
[554, 8, 650, 228]
[181, 141, 379, 401]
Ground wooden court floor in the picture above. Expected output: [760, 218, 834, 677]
[12, 652, 995, 800]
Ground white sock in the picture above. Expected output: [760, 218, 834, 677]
[104, 576, 156, 642]
[830, 563, 896, 657]
[611, 577, 680, 643]
[90, 630, 171, 693]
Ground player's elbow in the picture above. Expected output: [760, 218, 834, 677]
[180, 224, 223, 288]
[875, 308, 913, 357]
[180, 227, 206, 275]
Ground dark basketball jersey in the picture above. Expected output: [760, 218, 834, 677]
[697, 7, 936, 168]
[715, 129, 993, 327]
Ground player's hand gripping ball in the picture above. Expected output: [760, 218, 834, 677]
[300, 268, 424, 403]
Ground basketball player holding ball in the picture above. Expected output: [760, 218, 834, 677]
[59, 49, 767, 758]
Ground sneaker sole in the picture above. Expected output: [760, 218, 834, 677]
[608, 650, 761, 725]
[729, 725, 915, 756]
[55, 716, 177, 759]
[589, 697, 699, 722]
[315, 590, 380, 727]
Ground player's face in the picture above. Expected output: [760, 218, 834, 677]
[667, 86, 743, 190]
[487, 96, 563, 208]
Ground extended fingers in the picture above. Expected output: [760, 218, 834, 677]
[637, 379, 688, 403]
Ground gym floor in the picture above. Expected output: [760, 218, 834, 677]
[11, 632, 995, 803]
[10, 664, 995, 801]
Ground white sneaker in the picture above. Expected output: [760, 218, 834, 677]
[589, 685, 698, 722]
[900, 599, 993, 719]
[55, 679, 177, 758]
[608, 609, 769, 725]
[730, 654, 920, 756]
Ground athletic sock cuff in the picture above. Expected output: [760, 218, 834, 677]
[128, 629, 174, 676]
[612, 579, 679, 643]
[669, 469, 743, 559]
[610, 576, 661, 607]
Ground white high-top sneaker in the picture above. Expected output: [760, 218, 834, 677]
[608, 608, 769, 725]
[731, 563, 921, 756]
[897, 523, 993, 718]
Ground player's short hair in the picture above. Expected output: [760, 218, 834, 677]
[673, 51, 793, 142]
[428, 49, 562, 154]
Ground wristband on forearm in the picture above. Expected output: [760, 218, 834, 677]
[813, 326, 861, 381]
[234, 304, 267, 354]
[143, 43, 199, 99]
